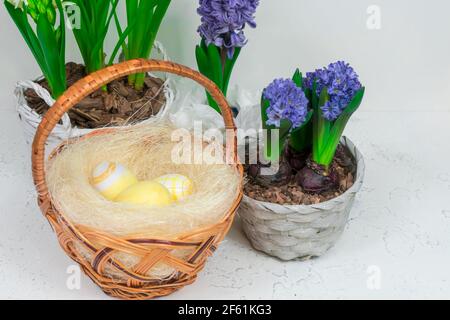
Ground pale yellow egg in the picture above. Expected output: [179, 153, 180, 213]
[153, 174, 195, 201]
[114, 181, 173, 207]
[91, 162, 138, 201]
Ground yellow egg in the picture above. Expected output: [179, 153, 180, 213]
[153, 174, 195, 201]
[114, 181, 173, 207]
[91, 162, 138, 201]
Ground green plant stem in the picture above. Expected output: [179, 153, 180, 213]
[122, 0, 171, 90]
[290, 112, 313, 153]
[195, 43, 241, 114]
[134, 73, 146, 91]
[311, 87, 365, 168]
[5, 0, 67, 99]
[69, 0, 118, 74]
[222, 47, 240, 96]
[128, 74, 136, 86]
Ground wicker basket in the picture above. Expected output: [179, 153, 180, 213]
[239, 137, 364, 261]
[31, 59, 243, 300]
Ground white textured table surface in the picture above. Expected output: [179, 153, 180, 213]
[1, 105, 449, 300]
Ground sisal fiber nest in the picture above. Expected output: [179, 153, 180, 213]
[45, 122, 241, 280]
[46, 122, 241, 238]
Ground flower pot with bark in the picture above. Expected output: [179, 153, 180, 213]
[6, 0, 173, 149]
[240, 62, 366, 260]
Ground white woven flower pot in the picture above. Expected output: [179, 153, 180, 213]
[15, 79, 173, 150]
[14, 43, 174, 152]
[239, 136, 365, 261]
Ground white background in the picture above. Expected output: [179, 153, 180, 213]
[1, 1, 450, 300]
[2, 0, 450, 111]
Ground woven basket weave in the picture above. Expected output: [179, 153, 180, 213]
[239, 137, 364, 261]
[31, 59, 243, 300]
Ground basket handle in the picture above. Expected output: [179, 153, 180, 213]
[32, 59, 237, 199]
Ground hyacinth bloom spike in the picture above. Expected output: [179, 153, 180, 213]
[305, 62, 365, 168]
[196, 0, 259, 112]
[261, 77, 311, 161]
[197, 0, 258, 57]
[318, 88, 365, 164]
[5, 0, 66, 98]
[295, 63, 364, 193]
[305, 61, 362, 121]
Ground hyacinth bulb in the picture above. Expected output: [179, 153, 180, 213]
[296, 159, 338, 193]
[247, 150, 294, 188]
[248, 161, 293, 188]
[284, 144, 309, 172]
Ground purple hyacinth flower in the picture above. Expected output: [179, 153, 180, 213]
[263, 79, 309, 129]
[197, 0, 259, 58]
[304, 61, 362, 121]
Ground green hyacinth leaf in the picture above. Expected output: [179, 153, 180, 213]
[311, 81, 320, 161]
[319, 87, 366, 164]
[261, 93, 292, 161]
[200, 38, 208, 53]
[264, 119, 291, 162]
[36, 16, 57, 66]
[261, 97, 270, 129]
[341, 87, 365, 116]
[195, 44, 210, 78]
[206, 44, 224, 89]
[290, 110, 313, 153]
[292, 68, 303, 89]
[196, 44, 220, 113]
[222, 47, 241, 96]
[312, 87, 330, 163]
[319, 115, 350, 166]
[7, 0, 66, 98]
[279, 119, 292, 139]
[108, 22, 135, 65]
[111, 8, 132, 62]
[4, 2, 38, 59]
[55, 0, 65, 67]
[141, 0, 170, 59]
[36, 15, 65, 97]
[318, 86, 329, 108]
[129, 0, 155, 58]
[203, 44, 224, 113]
